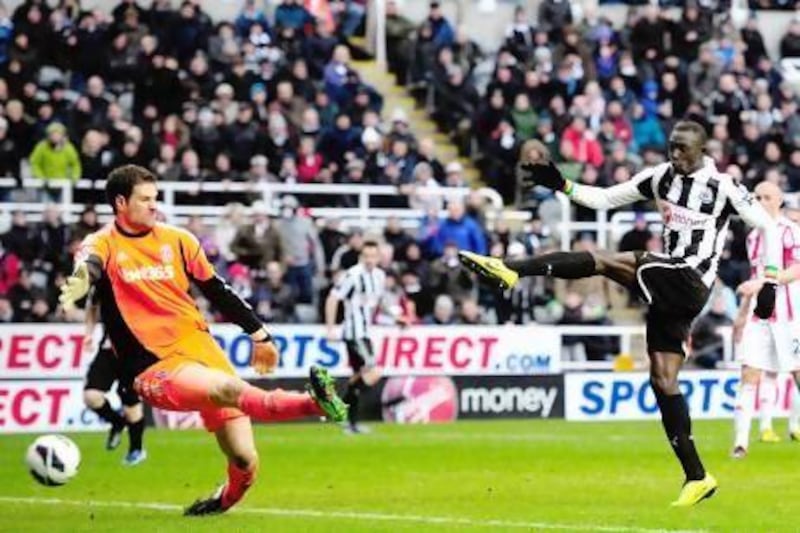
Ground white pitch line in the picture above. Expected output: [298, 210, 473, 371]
[0, 496, 706, 533]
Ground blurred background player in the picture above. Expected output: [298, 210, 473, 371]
[326, 240, 403, 434]
[458, 123, 781, 506]
[733, 182, 800, 457]
[60, 165, 347, 516]
[82, 285, 146, 466]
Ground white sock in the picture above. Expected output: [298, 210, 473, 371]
[734, 382, 757, 449]
[790, 382, 800, 433]
[759, 376, 778, 433]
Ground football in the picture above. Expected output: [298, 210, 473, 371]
[25, 435, 81, 486]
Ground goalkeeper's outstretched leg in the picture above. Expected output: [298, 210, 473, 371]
[134, 359, 347, 428]
[131, 357, 346, 516]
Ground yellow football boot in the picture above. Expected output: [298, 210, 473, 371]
[671, 473, 718, 507]
[760, 429, 781, 443]
[458, 251, 519, 290]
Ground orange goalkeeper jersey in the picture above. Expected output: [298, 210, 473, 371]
[78, 222, 215, 357]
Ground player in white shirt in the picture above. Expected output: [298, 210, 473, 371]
[732, 182, 800, 458]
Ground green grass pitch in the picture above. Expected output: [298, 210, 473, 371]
[1, 419, 798, 532]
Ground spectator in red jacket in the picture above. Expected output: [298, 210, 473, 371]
[297, 135, 323, 183]
[560, 116, 604, 168]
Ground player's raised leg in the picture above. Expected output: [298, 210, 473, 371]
[732, 365, 760, 458]
[134, 361, 346, 425]
[459, 249, 639, 290]
[185, 417, 259, 516]
[135, 360, 345, 515]
[237, 366, 347, 422]
[184, 366, 347, 515]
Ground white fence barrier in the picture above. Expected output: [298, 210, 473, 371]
[6, 178, 799, 251]
[0, 178, 527, 232]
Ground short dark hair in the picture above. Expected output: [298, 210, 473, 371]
[673, 120, 708, 146]
[362, 240, 379, 250]
[106, 165, 157, 213]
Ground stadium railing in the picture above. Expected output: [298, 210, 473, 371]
[0, 178, 530, 231]
[9, 179, 796, 248]
[553, 192, 654, 251]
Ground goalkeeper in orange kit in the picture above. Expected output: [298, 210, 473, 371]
[60, 164, 347, 516]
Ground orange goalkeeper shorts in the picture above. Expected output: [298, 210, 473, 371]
[133, 329, 246, 432]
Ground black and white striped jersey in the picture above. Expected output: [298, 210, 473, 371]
[331, 263, 386, 340]
[569, 157, 780, 288]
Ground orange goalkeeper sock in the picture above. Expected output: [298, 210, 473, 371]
[237, 385, 321, 421]
[221, 461, 257, 510]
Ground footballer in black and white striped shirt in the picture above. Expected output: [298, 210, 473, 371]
[458, 121, 781, 506]
[326, 240, 401, 434]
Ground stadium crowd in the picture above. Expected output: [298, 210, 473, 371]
[385, 0, 800, 359]
[392, 1, 800, 206]
[0, 0, 799, 362]
[0, 0, 499, 333]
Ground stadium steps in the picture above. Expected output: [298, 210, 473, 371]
[352, 59, 481, 186]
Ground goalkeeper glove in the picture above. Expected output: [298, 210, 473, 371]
[250, 328, 279, 375]
[59, 262, 91, 311]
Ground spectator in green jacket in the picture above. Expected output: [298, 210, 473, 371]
[29, 122, 82, 200]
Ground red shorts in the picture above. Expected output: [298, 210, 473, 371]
[133, 330, 246, 431]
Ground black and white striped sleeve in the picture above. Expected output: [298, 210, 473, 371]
[569, 167, 655, 210]
[331, 270, 356, 300]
